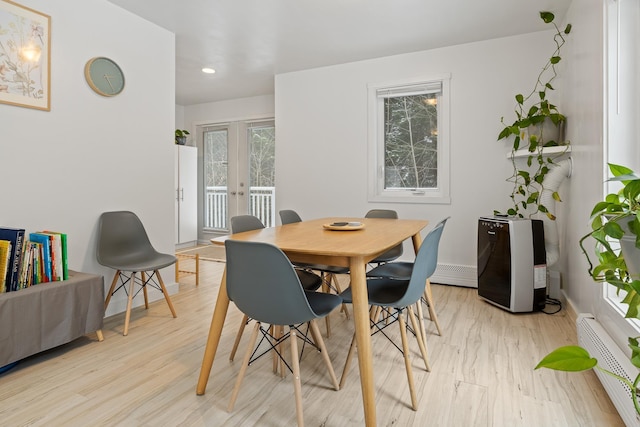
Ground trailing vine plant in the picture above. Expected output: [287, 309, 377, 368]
[537, 164, 640, 415]
[495, 11, 572, 220]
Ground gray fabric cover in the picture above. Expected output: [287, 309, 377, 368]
[0, 270, 104, 366]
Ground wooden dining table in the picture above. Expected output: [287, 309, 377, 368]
[196, 216, 429, 426]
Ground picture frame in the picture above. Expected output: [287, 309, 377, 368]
[0, 0, 50, 111]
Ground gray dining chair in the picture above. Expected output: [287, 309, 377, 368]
[97, 211, 177, 336]
[366, 217, 450, 337]
[279, 209, 351, 337]
[225, 239, 342, 426]
[228, 215, 323, 361]
[364, 209, 403, 265]
[339, 217, 447, 410]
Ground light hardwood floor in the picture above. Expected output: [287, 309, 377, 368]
[0, 258, 624, 426]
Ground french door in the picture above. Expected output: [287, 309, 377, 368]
[201, 119, 276, 232]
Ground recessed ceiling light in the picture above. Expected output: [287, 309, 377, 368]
[202, 67, 216, 74]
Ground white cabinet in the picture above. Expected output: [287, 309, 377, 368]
[175, 145, 198, 244]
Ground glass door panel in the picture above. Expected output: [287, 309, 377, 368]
[248, 122, 276, 227]
[203, 127, 229, 230]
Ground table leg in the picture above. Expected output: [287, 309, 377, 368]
[411, 232, 423, 254]
[196, 267, 230, 395]
[349, 256, 377, 426]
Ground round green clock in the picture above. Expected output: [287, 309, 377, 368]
[84, 57, 125, 97]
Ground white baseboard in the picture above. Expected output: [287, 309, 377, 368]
[431, 262, 477, 288]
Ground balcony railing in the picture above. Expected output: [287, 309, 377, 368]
[205, 186, 276, 230]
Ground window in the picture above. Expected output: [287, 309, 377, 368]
[368, 75, 450, 203]
[596, 0, 640, 348]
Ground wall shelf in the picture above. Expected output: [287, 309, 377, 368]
[508, 145, 572, 159]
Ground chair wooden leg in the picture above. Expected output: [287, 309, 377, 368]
[424, 279, 442, 336]
[141, 271, 149, 309]
[415, 300, 428, 345]
[398, 311, 418, 410]
[155, 270, 177, 318]
[331, 274, 350, 320]
[228, 322, 261, 412]
[321, 273, 332, 338]
[174, 258, 179, 282]
[339, 332, 357, 389]
[309, 320, 339, 390]
[230, 314, 250, 361]
[289, 327, 305, 427]
[407, 306, 430, 372]
[123, 272, 136, 336]
[278, 325, 286, 379]
[195, 254, 200, 286]
[340, 306, 378, 389]
[104, 270, 120, 311]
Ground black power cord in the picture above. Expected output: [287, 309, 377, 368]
[542, 296, 563, 314]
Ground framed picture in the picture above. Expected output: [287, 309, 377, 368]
[0, 0, 50, 111]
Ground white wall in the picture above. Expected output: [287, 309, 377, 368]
[275, 32, 554, 274]
[561, 1, 616, 321]
[184, 94, 275, 127]
[1, 0, 176, 316]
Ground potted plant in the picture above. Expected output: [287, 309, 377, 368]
[496, 11, 572, 220]
[536, 163, 640, 414]
[175, 129, 190, 145]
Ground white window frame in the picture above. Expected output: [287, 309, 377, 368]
[367, 74, 451, 204]
[595, 0, 640, 353]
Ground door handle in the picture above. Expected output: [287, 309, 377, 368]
[230, 191, 237, 196]
[238, 191, 244, 196]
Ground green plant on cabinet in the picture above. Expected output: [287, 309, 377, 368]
[175, 129, 190, 145]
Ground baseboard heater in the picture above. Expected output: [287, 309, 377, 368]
[577, 313, 640, 426]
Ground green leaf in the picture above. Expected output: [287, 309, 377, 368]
[545, 83, 555, 90]
[498, 127, 511, 140]
[539, 91, 546, 100]
[604, 221, 624, 239]
[540, 11, 555, 24]
[518, 118, 531, 128]
[535, 346, 597, 371]
[550, 56, 561, 64]
[629, 337, 640, 368]
[552, 191, 562, 202]
[528, 106, 539, 117]
[609, 163, 634, 177]
[507, 208, 517, 216]
[565, 23, 572, 34]
[515, 94, 524, 104]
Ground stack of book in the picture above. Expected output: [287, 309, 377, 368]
[0, 227, 68, 293]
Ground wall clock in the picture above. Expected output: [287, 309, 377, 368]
[84, 57, 125, 97]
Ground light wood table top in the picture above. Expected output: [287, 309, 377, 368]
[199, 217, 429, 426]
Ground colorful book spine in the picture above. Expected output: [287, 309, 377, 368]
[46, 233, 62, 281]
[0, 240, 11, 293]
[42, 231, 68, 280]
[28, 233, 52, 283]
[0, 227, 25, 292]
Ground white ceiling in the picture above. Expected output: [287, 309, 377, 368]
[107, 0, 572, 106]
